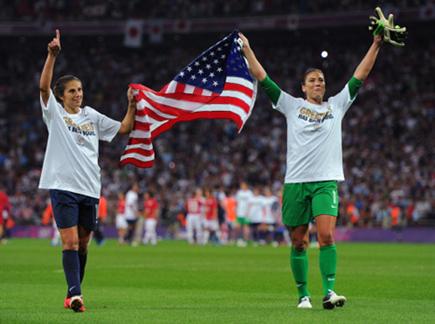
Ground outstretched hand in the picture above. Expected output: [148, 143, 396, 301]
[238, 33, 251, 54]
[369, 7, 407, 47]
[127, 88, 137, 108]
[48, 29, 61, 56]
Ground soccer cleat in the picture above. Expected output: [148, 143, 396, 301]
[64, 296, 86, 312]
[297, 296, 313, 309]
[322, 290, 346, 310]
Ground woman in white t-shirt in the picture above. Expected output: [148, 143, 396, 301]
[240, 27, 386, 310]
[39, 29, 136, 312]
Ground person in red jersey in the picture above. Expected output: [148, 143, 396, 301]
[116, 192, 127, 244]
[142, 191, 160, 245]
[0, 183, 11, 244]
[185, 188, 205, 244]
[203, 188, 220, 244]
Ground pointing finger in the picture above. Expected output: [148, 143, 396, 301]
[56, 29, 60, 40]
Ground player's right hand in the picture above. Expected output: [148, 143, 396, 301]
[48, 29, 61, 56]
[238, 33, 251, 53]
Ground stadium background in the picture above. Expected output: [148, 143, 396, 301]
[0, 0, 434, 241]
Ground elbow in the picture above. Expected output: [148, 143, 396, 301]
[118, 122, 133, 135]
[39, 85, 50, 93]
[354, 71, 368, 82]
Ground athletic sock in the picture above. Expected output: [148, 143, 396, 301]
[290, 247, 310, 298]
[319, 244, 337, 296]
[78, 251, 88, 284]
[63, 250, 81, 298]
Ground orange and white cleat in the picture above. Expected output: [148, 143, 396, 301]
[64, 295, 86, 312]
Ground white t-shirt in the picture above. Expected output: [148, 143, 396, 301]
[262, 196, 278, 224]
[247, 195, 265, 224]
[235, 189, 253, 217]
[273, 85, 355, 183]
[124, 190, 139, 221]
[39, 90, 121, 198]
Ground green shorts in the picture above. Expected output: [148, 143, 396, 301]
[237, 216, 250, 225]
[282, 181, 338, 227]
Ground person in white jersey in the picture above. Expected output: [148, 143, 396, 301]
[261, 186, 279, 244]
[39, 30, 136, 312]
[240, 29, 384, 309]
[246, 187, 264, 245]
[125, 183, 140, 245]
[235, 182, 253, 247]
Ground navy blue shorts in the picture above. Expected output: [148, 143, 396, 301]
[49, 189, 99, 231]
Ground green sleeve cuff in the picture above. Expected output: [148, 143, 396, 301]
[348, 76, 363, 100]
[260, 75, 282, 106]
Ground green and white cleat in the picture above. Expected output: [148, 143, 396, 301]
[323, 290, 346, 310]
[297, 296, 312, 309]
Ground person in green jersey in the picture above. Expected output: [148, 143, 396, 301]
[239, 30, 383, 309]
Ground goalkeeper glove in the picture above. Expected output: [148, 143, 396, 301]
[369, 7, 407, 47]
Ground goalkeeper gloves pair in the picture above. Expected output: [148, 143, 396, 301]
[369, 7, 407, 47]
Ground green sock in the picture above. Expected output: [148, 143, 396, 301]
[319, 244, 337, 296]
[290, 247, 310, 298]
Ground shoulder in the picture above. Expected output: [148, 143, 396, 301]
[82, 106, 99, 118]
[277, 91, 304, 107]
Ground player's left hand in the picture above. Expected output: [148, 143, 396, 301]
[369, 7, 407, 47]
[127, 88, 137, 107]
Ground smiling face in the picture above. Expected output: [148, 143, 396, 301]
[302, 69, 326, 104]
[60, 80, 83, 111]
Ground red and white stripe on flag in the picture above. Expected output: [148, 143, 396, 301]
[120, 76, 256, 168]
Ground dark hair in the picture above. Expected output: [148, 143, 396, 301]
[53, 75, 82, 102]
[301, 68, 324, 86]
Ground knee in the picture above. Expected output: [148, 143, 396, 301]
[62, 238, 79, 250]
[292, 238, 308, 251]
[318, 231, 334, 246]
[78, 243, 88, 255]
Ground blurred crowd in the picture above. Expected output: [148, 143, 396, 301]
[0, 20, 434, 233]
[0, 0, 428, 21]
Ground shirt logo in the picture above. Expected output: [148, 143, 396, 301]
[63, 117, 96, 136]
[298, 106, 333, 124]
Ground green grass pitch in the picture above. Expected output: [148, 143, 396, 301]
[1, 239, 434, 323]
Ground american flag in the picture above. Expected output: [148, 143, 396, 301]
[120, 31, 257, 168]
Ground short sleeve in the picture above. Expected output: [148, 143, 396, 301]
[273, 91, 303, 116]
[95, 110, 121, 142]
[40, 89, 60, 126]
[329, 84, 356, 115]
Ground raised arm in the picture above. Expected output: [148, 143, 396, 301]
[238, 33, 267, 81]
[40, 29, 61, 106]
[118, 88, 137, 135]
[239, 33, 282, 105]
[353, 34, 383, 82]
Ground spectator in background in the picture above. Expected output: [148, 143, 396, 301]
[41, 199, 60, 246]
[142, 191, 159, 245]
[124, 183, 139, 245]
[235, 182, 253, 247]
[223, 189, 237, 243]
[185, 188, 204, 245]
[94, 195, 107, 246]
[246, 187, 264, 246]
[0, 184, 11, 243]
[203, 188, 219, 244]
[116, 192, 127, 244]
